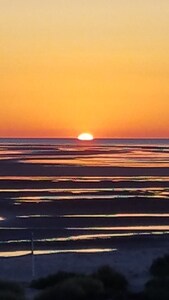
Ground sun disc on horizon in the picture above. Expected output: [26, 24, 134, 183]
[77, 133, 94, 141]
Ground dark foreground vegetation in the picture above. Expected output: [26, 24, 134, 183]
[31, 258, 169, 300]
[0, 280, 25, 300]
[32, 266, 128, 300]
[144, 254, 169, 300]
[2, 254, 169, 300]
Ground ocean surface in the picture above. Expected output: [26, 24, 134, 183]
[0, 138, 169, 257]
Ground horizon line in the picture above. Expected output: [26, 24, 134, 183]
[0, 137, 169, 140]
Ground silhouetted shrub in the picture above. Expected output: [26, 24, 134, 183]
[144, 277, 169, 300]
[0, 291, 23, 300]
[92, 265, 128, 296]
[73, 276, 104, 299]
[35, 276, 104, 300]
[126, 292, 146, 300]
[145, 254, 169, 299]
[0, 280, 25, 300]
[150, 254, 169, 277]
[31, 271, 77, 289]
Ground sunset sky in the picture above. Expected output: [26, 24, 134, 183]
[1, 0, 169, 138]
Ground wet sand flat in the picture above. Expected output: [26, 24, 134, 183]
[0, 139, 169, 290]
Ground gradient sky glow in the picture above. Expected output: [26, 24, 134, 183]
[1, 0, 169, 138]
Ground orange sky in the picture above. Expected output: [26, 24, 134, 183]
[0, 0, 169, 138]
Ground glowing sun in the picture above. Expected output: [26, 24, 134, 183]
[77, 133, 94, 141]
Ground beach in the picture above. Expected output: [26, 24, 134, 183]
[1, 244, 169, 293]
[0, 139, 169, 294]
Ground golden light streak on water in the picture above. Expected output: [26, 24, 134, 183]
[0, 248, 116, 257]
